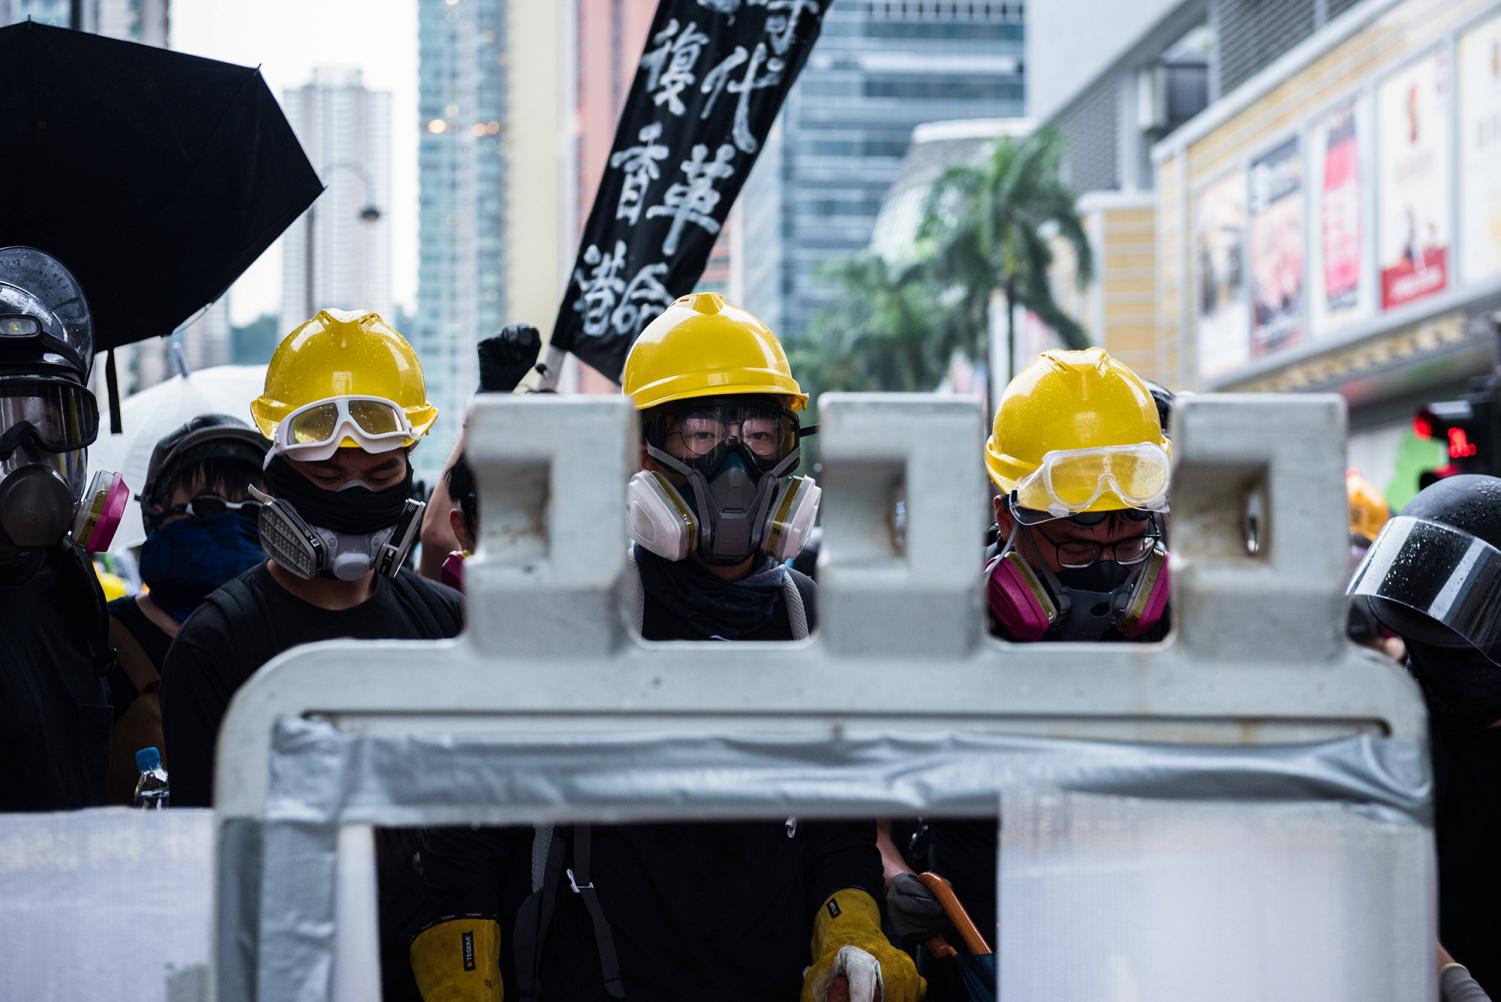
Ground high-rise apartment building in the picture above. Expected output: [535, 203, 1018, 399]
[737, 0, 1027, 340]
[279, 68, 395, 341]
[415, 0, 507, 482]
[0, 0, 166, 40]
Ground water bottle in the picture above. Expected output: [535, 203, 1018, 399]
[133, 746, 170, 809]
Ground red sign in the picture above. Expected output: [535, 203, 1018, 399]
[1380, 246, 1448, 309]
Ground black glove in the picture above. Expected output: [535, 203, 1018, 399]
[885, 872, 950, 946]
[477, 323, 542, 394]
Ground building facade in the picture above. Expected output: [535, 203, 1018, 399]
[280, 68, 395, 342]
[415, 0, 508, 482]
[736, 0, 1027, 341]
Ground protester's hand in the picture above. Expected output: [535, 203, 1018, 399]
[802, 890, 924, 1002]
[885, 872, 949, 946]
[477, 323, 542, 394]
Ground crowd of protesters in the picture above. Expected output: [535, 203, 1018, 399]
[1, 247, 1498, 1001]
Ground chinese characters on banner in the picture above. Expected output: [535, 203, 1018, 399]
[1247, 137, 1303, 358]
[1195, 171, 1249, 382]
[1377, 48, 1452, 311]
[551, 0, 829, 381]
[1312, 98, 1367, 334]
[1459, 11, 1501, 286]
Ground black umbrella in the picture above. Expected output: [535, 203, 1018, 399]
[0, 21, 323, 359]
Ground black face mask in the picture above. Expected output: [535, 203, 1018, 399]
[1407, 640, 1501, 731]
[263, 455, 413, 534]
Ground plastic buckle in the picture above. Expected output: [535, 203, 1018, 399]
[567, 867, 593, 894]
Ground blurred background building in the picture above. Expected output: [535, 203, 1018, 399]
[280, 68, 394, 342]
[1031, 0, 1501, 506]
[736, 0, 1028, 343]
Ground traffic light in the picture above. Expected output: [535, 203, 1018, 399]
[1413, 378, 1501, 484]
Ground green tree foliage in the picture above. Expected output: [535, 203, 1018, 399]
[789, 126, 1092, 400]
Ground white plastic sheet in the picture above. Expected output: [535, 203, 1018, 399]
[997, 790, 1436, 1002]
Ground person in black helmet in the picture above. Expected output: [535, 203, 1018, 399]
[1348, 474, 1501, 996]
[0, 246, 124, 811]
[102, 414, 268, 804]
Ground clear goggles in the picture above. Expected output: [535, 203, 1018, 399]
[1347, 515, 1501, 657]
[643, 399, 803, 473]
[0, 377, 99, 458]
[1010, 443, 1171, 525]
[270, 395, 415, 462]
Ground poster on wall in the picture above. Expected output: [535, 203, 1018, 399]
[1195, 170, 1249, 382]
[1247, 137, 1304, 357]
[1459, 11, 1501, 286]
[1310, 97, 1369, 335]
[1377, 47, 1452, 311]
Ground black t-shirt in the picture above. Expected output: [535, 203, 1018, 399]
[160, 560, 462, 1002]
[0, 545, 112, 811]
[160, 561, 463, 808]
[1430, 718, 1501, 995]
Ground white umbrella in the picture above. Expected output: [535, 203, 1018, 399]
[87, 364, 268, 554]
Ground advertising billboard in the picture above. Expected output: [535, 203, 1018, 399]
[1376, 48, 1452, 311]
[1247, 137, 1304, 357]
[1196, 170, 1249, 382]
[1310, 97, 1371, 335]
[1459, 10, 1501, 286]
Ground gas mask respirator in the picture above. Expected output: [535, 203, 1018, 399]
[627, 399, 819, 565]
[985, 517, 1170, 642]
[251, 456, 423, 582]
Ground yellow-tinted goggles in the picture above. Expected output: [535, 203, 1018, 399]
[1012, 443, 1171, 523]
[270, 395, 414, 462]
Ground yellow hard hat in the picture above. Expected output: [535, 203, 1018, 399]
[94, 564, 128, 603]
[1347, 470, 1390, 542]
[250, 309, 437, 446]
[985, 348, 1169, 512]
[621, 292, 808, 412]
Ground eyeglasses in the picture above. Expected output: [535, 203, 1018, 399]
[161, 493, 262, 520]
[1036, 527, 1160, 569]
[271, 395, 414, 461]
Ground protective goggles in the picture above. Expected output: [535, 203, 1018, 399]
[643, 398, 804, 474]
[160, 493, 262, 520]
[0, 377, 99, 458]
[269, 395, 415, 462]
[1348, 515, 1501, 658]
[1010, 443, 1171, 524]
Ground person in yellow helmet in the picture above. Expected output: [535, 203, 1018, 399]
[412, 294, 919, 1002]
[881, 348, 1173, 1001]
[1344, 470, 1403, 661]
[159, 309, 461, 1002]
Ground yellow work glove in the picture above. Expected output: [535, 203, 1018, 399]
[802, 888, 925, 1002]
[410, 917, 503, 1002]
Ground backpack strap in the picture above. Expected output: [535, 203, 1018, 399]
[513, 825, 627, 1000]
[387, 570, 460, 638]
[567, 826, 626, 998]
[108, 614, 160, 696]
[782, 568, 817, 640]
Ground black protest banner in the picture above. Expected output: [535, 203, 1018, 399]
[550, 0, 830, 382]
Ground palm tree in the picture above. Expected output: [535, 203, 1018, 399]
[918, 125, 1094, 376]
[787, 253, 948, 396]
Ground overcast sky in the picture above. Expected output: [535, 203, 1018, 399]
[171, 0, 420, 326]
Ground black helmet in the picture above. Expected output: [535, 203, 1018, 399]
[1348, 474, 1501, 662]
[141, 414, 268, 532]
[0, 247, 94, 383]
[1141, 379, 1175, 438]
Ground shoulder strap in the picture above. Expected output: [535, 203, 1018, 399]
[512, 825, 627, 1000]
[782, 572, 810, 640]
[108, 614, 160, 694]
[625, 546, 644, 634]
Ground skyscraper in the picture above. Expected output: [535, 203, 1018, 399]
[737, 0, 1027, 340]
[415, 0, 507, 482]
[280, 68, 394, 341]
